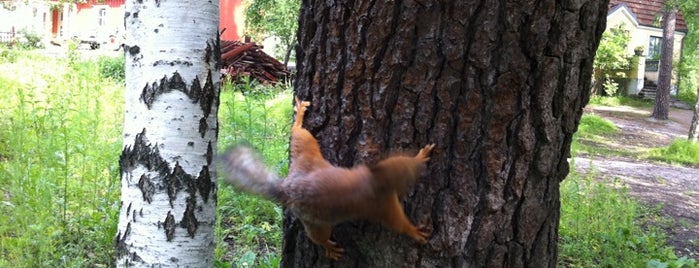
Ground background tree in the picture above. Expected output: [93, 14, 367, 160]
[691, 88, 699, 141]
[652, 3, 678, 120]
[115, 1, 220, 266]
[245, 0, 300, 67]
[284, 0, 608, 267]
[678, 0, 699, 141]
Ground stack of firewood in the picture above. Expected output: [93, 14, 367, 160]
[220, 40, 291, 85]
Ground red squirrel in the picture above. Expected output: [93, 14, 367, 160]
[220, 97, 434, 260]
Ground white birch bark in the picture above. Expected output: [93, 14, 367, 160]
[115, 1, 220, 267]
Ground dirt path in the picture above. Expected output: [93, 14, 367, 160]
[574, 105, 699, 258]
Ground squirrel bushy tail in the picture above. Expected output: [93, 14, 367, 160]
[219, 143, 288, 203]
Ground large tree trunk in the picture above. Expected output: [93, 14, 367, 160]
[115, 1, 220, 267]
[283, 0, 607, 267]
[652, 5, 678, 120]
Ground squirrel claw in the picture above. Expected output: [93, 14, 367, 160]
[323, 240, 345, 260]
[416, 143, 435, 161]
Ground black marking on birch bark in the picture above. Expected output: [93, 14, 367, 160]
[152, 60, 194, 67]
[205, 42, 212, 65]
[167, 71, 187, 91]
[199, 117, 207, 138]
[119, 129, 170, 183]
[115, 222, 131, 258]
[189, 76, 202, 103]
[165, 163, 185, 208]
[126, 202, 132, 217]
[206, 141, 213, 165]
[155, 0, 160, 7]
[128, 45, 139, 55]
[131, 252, 143, 263]
[197, 166, 212, 203]
[137, 174, 155, 203]
[187, 141, 195, 147]
[164, 211, 176, 241]
[201, 70, 216, 117]
[139, 208, 143, 217]
[132, 211, 136, 222]
[180, 196, 198, 238]
[213, 33, 222, 69]
[140, 72, 180, 109]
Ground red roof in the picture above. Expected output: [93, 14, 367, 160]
[609, 0, 687, 32]
[76, 0, 125, 11]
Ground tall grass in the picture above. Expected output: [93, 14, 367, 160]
[559, 170, 696, 267]
[215, 78, 292, 268]
[0, 49, 123, 267]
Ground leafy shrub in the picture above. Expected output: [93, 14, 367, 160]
[16, 29, 44, 49]
[592, 25, 632, 96]
[97, 55, 125, 83]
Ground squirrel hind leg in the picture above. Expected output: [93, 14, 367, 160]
[378, 195, 432, 244]
[302, 222, 345, 260]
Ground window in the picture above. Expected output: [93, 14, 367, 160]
[98, 8, 107, 26]
[648, 36, 662, 60]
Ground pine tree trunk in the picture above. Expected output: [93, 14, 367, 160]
[115, 1, 220, 267]
[283, 1, 608, 267]
[652, 5, 678, 120]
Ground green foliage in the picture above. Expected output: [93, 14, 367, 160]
[593, 25, 632, 95]
[587, 95, 654, 107]
[559, 171, 697, 267]
[215, 79, 292, 267]
[602, 75, 621, 96]
[0, 51, 123, 267]
[97, 55, 126, 84]
[244, 0, 300, 61]
[649, 139, 699, 165]
[16, 29, 45, 49]
[678, 1, 699, 104]
[0, 46, 19, 63]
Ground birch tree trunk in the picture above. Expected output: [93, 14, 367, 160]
[652, 5, 678, 120]
[283, 0, 608, 267]
[690, 86, 699, 142]
[115, 1, 220, 267]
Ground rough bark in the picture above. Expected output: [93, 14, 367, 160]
[652, 5, 678, 120]
[690, 86, 699, 142]
[283, 0, 608, 267]
[115, 1, 220, 267]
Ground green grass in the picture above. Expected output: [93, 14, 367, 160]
[648, 139, 699, 165]
[588, 95, 654, 108]
[214, 78, 291, 268]
[0, 48, 123, 267]
[571, 114, 621, 156]
[559, 170, 697, 267]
